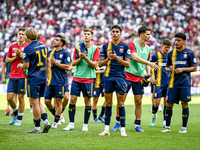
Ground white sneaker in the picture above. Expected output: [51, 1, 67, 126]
[60, 113, 65, 123]
[158, 106, 163, 112]
[57, 120, 61, 125]
[51, 122, 57, 129]
[98, 130, 110, 136]
[82, 123, 88, 131]
[30, 108, 33, 113]
[120, 128, 127, 136]
[63, 123, 74, 131]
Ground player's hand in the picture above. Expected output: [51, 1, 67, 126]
[51, 57, 56, 65]
[2, 78, 6, 84]
[150, 62, 159, 70]
[46, 78, 49, 86]
[168, 66, 174, 72]
[68, 65, 73, 71]
[17, 63, 23, 69]
[174, 68, 183, 74]
[15, 48, 21, 57]
[150, 77, 157, 85]
[79, 52, 87, 59]
[108, 51, 117, 60]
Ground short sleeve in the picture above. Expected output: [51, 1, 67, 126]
[7, 45, 12, 58]
[150, 54, 157, 62]
[93, 47, 99, 61]
[64, 51, 72, 64]
[189, 51, 197, 67]
[124, 44, 131, 59]
[166, 52, 172, 66]
[23, 47, 30, 62]
[100, 44, 106, 58]
[128, 42, 136, 53]
[73, 48, 77, 59]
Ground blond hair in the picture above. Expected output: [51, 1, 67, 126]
[24, 27, 38, 40]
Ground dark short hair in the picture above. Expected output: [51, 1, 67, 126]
[96, 43, 103, 46]
[174, 33, 186, 40]
[56, 34, 66, 46]
[18, 27, 26, 32]
[111, 25, 122, 33]
[162, 39, 172, 46]
[84, 28, 93, 35]
[138, 26, 151, 36]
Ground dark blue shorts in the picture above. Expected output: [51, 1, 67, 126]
[93, 85, 104, 97]
[166, 88, 191, 104]
[27, 83, 46, 98]
[70, 80, 93, 98]
[7, 78, 26, 94]
[64, 83, 69, 92]
[103, 77, 127, 95]
[154, 86, 168, 99]
[45, 85, 64, 100]
[126, 80, 144, 95]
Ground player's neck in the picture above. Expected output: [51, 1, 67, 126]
[18, 41, 25, 46]
[84, 41, 91, 48]
[112, 40, 120, 46]
[176, 46, 185, 52]
[137, 38, 145, 47]
[55, 47, 62, 51]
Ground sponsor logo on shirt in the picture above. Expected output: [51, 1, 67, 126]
[158, 63, 166, 66]
[172, 61, 187, 65]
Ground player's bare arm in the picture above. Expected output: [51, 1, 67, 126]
[17, 61, 29, 69]
[99, 57, 110, 67]
[2, 62, 6, 84]
[108, 51, 130, 68]
[79, 51, 98, 68]
[51, 57, 72, 71]
[72, 57, 82, 66]
[131, 53, 159, 70]
[95, 69, 105, 74]
[174, 66, 197, 74]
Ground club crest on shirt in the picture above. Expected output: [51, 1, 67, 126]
[120, 48, 124, 53]
[184, 54, 187, 58]
[59, 54, 63, 58]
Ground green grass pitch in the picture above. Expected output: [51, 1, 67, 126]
[0, 94, 200, 150]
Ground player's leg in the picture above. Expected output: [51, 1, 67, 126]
[14, 78, 26, 126]
[81, 82, 94, 131]
[5, 79, 10, 116]
[29, 98, 32, 113]
[162, 97, 167, 127]
[179, 88, 191, 133]
[44, 86, 55, 116]
[63, 80, 80, 131]
[98, 100, 106, 123]
[15, 94, 25, 126]
[116, 91, 127, 136]
[7, 79, 18, 125]
[99, 78, 115, 135]
[52, 98, 62, 128]
[98, 92, 112, 136]
[60, 91, 69, 123]
[150, 98, 161, 127]
[92, 96, 99, 123]
[161, 88, 178, 132]
[112, 106, 120, 131]
[132, 81, 144, 132]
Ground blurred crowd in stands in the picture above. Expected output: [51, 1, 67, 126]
[0, 0, 200, 85]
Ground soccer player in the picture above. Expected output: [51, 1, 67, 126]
[45, 34, 72, 129]
[98, 25, 131, 136]
[63, 29, 99, 132]
[17, 27, 51, 133]
[6, 27, 29, 126]
[2, 41, 17, 116]
[150, 39, 172, 127]
[118, 25, 159, 132]
[162, 33, 197, 133]
[92, 43, 106, 123]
